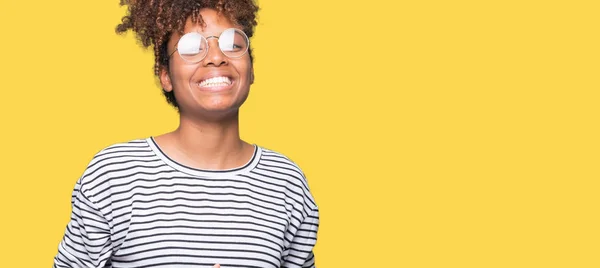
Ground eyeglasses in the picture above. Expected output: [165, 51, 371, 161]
[169, 28, 250, 63]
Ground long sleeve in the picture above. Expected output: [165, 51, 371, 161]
[281, 208, 320, 268]
[54, 185, 113, 268]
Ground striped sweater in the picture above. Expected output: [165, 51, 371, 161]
[54, 138, 319, 268]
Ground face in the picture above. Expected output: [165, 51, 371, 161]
[160, 9, 254, 119]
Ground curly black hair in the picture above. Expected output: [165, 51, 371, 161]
[115, 0, 259, 109]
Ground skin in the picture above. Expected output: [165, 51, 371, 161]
[154, 8, 255, 173]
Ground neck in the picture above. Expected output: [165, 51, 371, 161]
[158, 111, 251, 170]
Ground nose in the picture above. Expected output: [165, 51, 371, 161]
[203, 38, 227, 67]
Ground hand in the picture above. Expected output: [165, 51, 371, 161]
[214, 265, 221, 268]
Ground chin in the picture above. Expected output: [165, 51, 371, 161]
[179, 92, 249, 118]
[192, 102, 243, 119]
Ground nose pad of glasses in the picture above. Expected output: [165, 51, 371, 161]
[205, 38, 228, 61]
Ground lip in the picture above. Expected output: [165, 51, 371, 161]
[193, 72, 235, 92]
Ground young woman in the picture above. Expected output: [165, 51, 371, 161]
[53, 1, 319, 267]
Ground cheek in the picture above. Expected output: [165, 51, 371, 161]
[170, 64, 198, 87]
[232, 55, 252, 75]
[236, 63, 253, 81]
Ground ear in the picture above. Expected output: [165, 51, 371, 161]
[250, 67, 255, 85]
[159, 66, 173, 92]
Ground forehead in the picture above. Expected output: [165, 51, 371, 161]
[183, 9, 239, 35]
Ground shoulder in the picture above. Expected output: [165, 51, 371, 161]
[91, 138, 152, 159]
[256, 146, 318, 210]
[77, 138, 156, 194]
[258, 147, 306, 178]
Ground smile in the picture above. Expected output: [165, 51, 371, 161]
[198, 76, 232, 88]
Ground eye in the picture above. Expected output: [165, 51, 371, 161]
[177, 32, 206, 54]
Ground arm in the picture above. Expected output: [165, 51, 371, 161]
[281, 208, 320, 268]
[54, 186, 113, 268]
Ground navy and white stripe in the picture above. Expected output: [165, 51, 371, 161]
[54, 138, 319, 268]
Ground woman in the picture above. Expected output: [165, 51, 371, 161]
[53, 0, 319, 267]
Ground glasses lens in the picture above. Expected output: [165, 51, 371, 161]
[177, 32, 208, 63]
[218, 28, 249, 58]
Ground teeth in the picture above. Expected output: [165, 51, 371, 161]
[199, 76, 232, 87]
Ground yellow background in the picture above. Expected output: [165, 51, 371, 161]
[0, 0, 598, 267]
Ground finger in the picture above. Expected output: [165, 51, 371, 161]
[213, 264, 220, 268]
